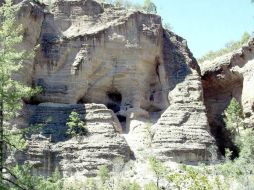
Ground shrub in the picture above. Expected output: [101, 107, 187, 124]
[167, 165, 214, 190]
[117, 180, 141, 190]
[143, 0, 157, 14]
[98, 165, 110, 185]
[148, 157, 167, 188]
[144, 182, 159, 190]
[224, 98, 243, 138]
[66, 111, 88, 137]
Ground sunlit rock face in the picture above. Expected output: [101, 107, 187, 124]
[151, 31, 216, 163]
[200, 38, 254, 154]
[13, 0, 217, 177]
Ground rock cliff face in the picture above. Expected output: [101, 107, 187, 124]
[12, 0, 216, 177]
[151, 31, 215, 162]
[200, 38, 254, 154]
[19, 103, 129, 177]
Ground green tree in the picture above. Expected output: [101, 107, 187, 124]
[0, 0, 39, 188]
[6, 165, 64, 190]
[66, 111, 88, 137]
[224, 98, 243, 137]
[143, 0, 157, 14]
[148, 157, 166, 188]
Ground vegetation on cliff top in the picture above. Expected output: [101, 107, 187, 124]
[198, 32, 251, 63]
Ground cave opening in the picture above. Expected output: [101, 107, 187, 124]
[106, 91, 122, 113]
[106, 90, 127, 133]
[210, 120, 239, 159]
[208, 96, 243, 160]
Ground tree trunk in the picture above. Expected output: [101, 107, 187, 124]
[0, 99, 3, 180]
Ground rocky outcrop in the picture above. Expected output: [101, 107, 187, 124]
[200, 38, 254, 154]
[151, 31, 216, 163]
[19, 103, 130, 177]
[10, 0, 217, 177]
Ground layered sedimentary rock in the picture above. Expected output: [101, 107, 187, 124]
[200, 38, 254, 153]
[20, 103, 129, 177]
[11, 0, 217, 177]
[151, 31, 216, 162]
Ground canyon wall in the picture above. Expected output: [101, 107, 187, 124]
[200, 38, 254, 154]
[10, 0, 217, 177]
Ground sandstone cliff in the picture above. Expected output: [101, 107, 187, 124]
[200, 38, 254, 154]
[11, 0, 217, 177]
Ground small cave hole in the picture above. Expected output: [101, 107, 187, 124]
[107, 91, 122, 104]
[77, 97, 85, 104]
[107, 103, 120, 113]
[106, 91, 129, 133]
[106, 91, 122, 112]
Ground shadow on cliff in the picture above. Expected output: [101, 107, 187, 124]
[28, 104, 87, 142]
[202, 68, 243, 159]
[162, 29, 199, 92]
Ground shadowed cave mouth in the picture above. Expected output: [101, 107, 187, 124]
[106, 91, 127, 133]
[209, 96, 242, 159]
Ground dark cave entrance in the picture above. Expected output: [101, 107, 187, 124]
[106, 91, 127, 133]
[207, 95, 242, 160]
[210, 119, 239, 159]
[106, 91, 122, 112]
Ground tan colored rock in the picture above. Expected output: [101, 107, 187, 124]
[21, 103, 130, 177]
[11, 0, 217, 176]
[200, 38, 254, 153]
[151, 31, 216, 163]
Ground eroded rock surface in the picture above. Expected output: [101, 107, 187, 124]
[11, 0, 217, 177]
[151, 31, 216, 162]
[20, 103, 130, 177]
[200, 38, 254, 154]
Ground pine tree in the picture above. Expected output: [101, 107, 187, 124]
[66, 111, 88, 137]
[224, 98, 243, 137]
[0, 0, 38, 188]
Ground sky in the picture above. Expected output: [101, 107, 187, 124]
[133, 0, 254, 58]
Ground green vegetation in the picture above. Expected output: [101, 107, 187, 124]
[143, 0, 157, 14]
[98, 165, 110, 185]
[198, 32, 251, 63]
[148, 157, 166, 188]
[144, 182, 159, 190]
[214, 98, 254, 189]
[0, 1, 64, 189]
[103, 0, 157, 13]
[66, 111, 88, 137]
[0, 0, 253, 189]
[224, 98, 243, 139]
[167, 165, 215, 190]
[5, 165, 63, 190]
[0, 0, 40, 188]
